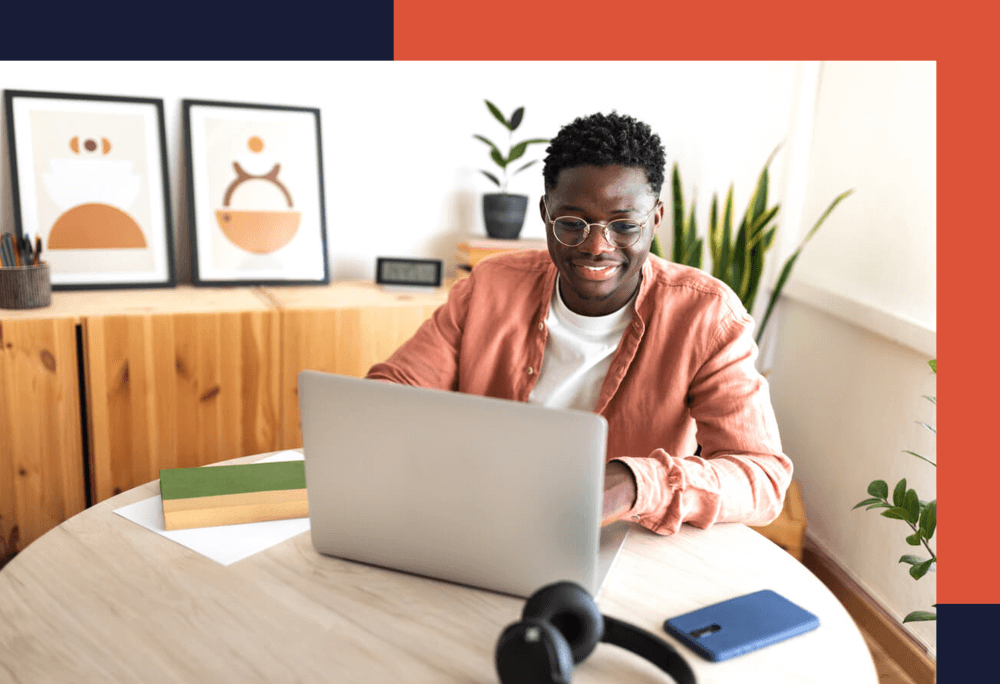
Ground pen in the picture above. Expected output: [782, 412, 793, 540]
[35, 236, 42, 265]
[20, 236, 33, 267]
[13, 238, 21, 267]
[0, 234, 13, 268]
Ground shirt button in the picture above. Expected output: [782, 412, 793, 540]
[526, 366, 534, 375]
[538, 322, 545, 330]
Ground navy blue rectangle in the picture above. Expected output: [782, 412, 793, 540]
[938, 604, 990, 679]
[2, 1, 394, 60]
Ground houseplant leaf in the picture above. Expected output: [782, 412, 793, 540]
[909, 559, 933, 580]
[473, 134, 500, 155]
[881, 507, 910, 520]
[903, 450, 936, 467]
[754, 188, 854, 344]
[865, 502, 890, 510]
[919, 500, 936, 540]
[904, 491, 920, 524]
[509, 107, 524, 131]
[929, 359, 936, 373]
[507, 141, 529, 164]
[868, 480, 889, 499]
[905, 532, 923, 546]
[898, 555, 924, 566]
[853, 497, 884, 509]
[485, 100, 510, 130]
[892, 478, 907, 508]
[708, 194, 720, 267]
[514, 160, 538, 175]
[479, 170, 501, 187]
[672, 164, 685, 264]
[490, 148, 507, 168]
[903, 611, 936, 623]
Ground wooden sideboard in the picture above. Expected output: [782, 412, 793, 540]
[0, 282, 450, 557]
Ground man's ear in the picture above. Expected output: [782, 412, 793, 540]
[539, 196, 548, 225]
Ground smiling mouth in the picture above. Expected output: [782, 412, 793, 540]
[573, 262, 620, 281]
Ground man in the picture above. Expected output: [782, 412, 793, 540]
[367, 112, 791, 535]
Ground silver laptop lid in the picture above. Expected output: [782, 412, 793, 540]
[298, 370, 609, 598]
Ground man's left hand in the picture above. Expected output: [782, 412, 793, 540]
[602, 460, 637, 525]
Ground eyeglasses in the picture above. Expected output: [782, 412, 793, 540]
[543, 200, 659, 249]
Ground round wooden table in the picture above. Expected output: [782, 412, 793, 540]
[0, 452, 876, 683]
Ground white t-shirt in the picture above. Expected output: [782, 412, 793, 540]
[527, 277, 637, 411]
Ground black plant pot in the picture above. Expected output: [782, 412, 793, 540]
[482, 193, 529, 240]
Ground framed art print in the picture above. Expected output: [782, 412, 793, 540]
[183, 99, 329, 286]
[4, 90, 175, 290]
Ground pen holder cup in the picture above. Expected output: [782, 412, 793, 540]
[0, 263, 52, 309]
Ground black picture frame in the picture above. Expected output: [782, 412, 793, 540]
[182, 99, 329, 287]
[375, 257, 443, 287]
[4, 89, 176, 290]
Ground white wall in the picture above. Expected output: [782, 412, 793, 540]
[766, 61, 937, 652]
[0, 61, 798, 282]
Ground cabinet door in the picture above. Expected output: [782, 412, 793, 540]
[0, 318, 86, 556]
[279, 304, 439, 448]
[83, 311, 281, 503]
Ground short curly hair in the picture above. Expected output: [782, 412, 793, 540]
[542, 111, 666, 197]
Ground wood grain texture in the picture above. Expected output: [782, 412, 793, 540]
[0, 452, 877, 683]
[0, 318, 86, 553]
[83, 310, 281, 503]
[279, 288, 446, 449]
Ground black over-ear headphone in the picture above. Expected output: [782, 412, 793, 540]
[495, 581, 696, 684]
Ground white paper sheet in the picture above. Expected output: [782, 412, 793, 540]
[113, 450, 310, 566]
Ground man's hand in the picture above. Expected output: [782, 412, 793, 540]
[602, 460, 637, 526]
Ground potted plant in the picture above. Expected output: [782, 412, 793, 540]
[650, 148, 852, 346]
[474, 100, 547, 239]
[853, 358, 937, 623]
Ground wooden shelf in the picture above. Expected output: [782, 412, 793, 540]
[1, 280, 450, 554]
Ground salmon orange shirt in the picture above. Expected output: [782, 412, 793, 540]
[366, 250, 792, 535]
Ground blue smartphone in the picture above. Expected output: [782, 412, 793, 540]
[663, 589, 820, 662]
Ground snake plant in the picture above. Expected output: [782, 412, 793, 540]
[652, 150, 852, 345]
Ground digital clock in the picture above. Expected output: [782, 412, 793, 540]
[375, 257, 443, 287]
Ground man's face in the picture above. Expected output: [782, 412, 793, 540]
[541, 164, 662, 317]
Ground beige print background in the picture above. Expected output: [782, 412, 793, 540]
[203, 115, 319, 273]
[30, 109, 155, 274]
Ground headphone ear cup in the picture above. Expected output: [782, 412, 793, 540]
[522, 581, 603, 664]
[495, 619, 574, 684]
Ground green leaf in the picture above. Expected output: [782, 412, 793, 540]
[853, 497, 884, 509]
[903, 611, 936, 623]
[903, 450, 936, 467]
[899, 555, 924, 566]
[881, 507, 910, 521]
[672, 164, 684, 264]
[922, 395, 936, 405]
[868, 480, 889, 499]
[717, 187, 733, 281]
[756, 189, 852, 345]
[909, 559, 933, 580]
[509, 107, 524, 131]
[919, 500, 936, 540]
[514, 160, 538, 175]
[708, 194, 720, 266]
[928, 359, 936, 373]
[649, 234, 663, 258]
[490, 148, 506, 168]
[507, 141, 529, 164]
[917, 421, 936, 435]
[892, 479, 907, 508]
[479, 170, 501, 187]
[904, 489, 920, 524]
[485, 100, 509, 129]
[473, 134, 500, 153]
[865, 502, 891, 511]
[905, 532, 923, 546]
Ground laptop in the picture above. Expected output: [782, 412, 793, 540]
[297, 370, 630, 599]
